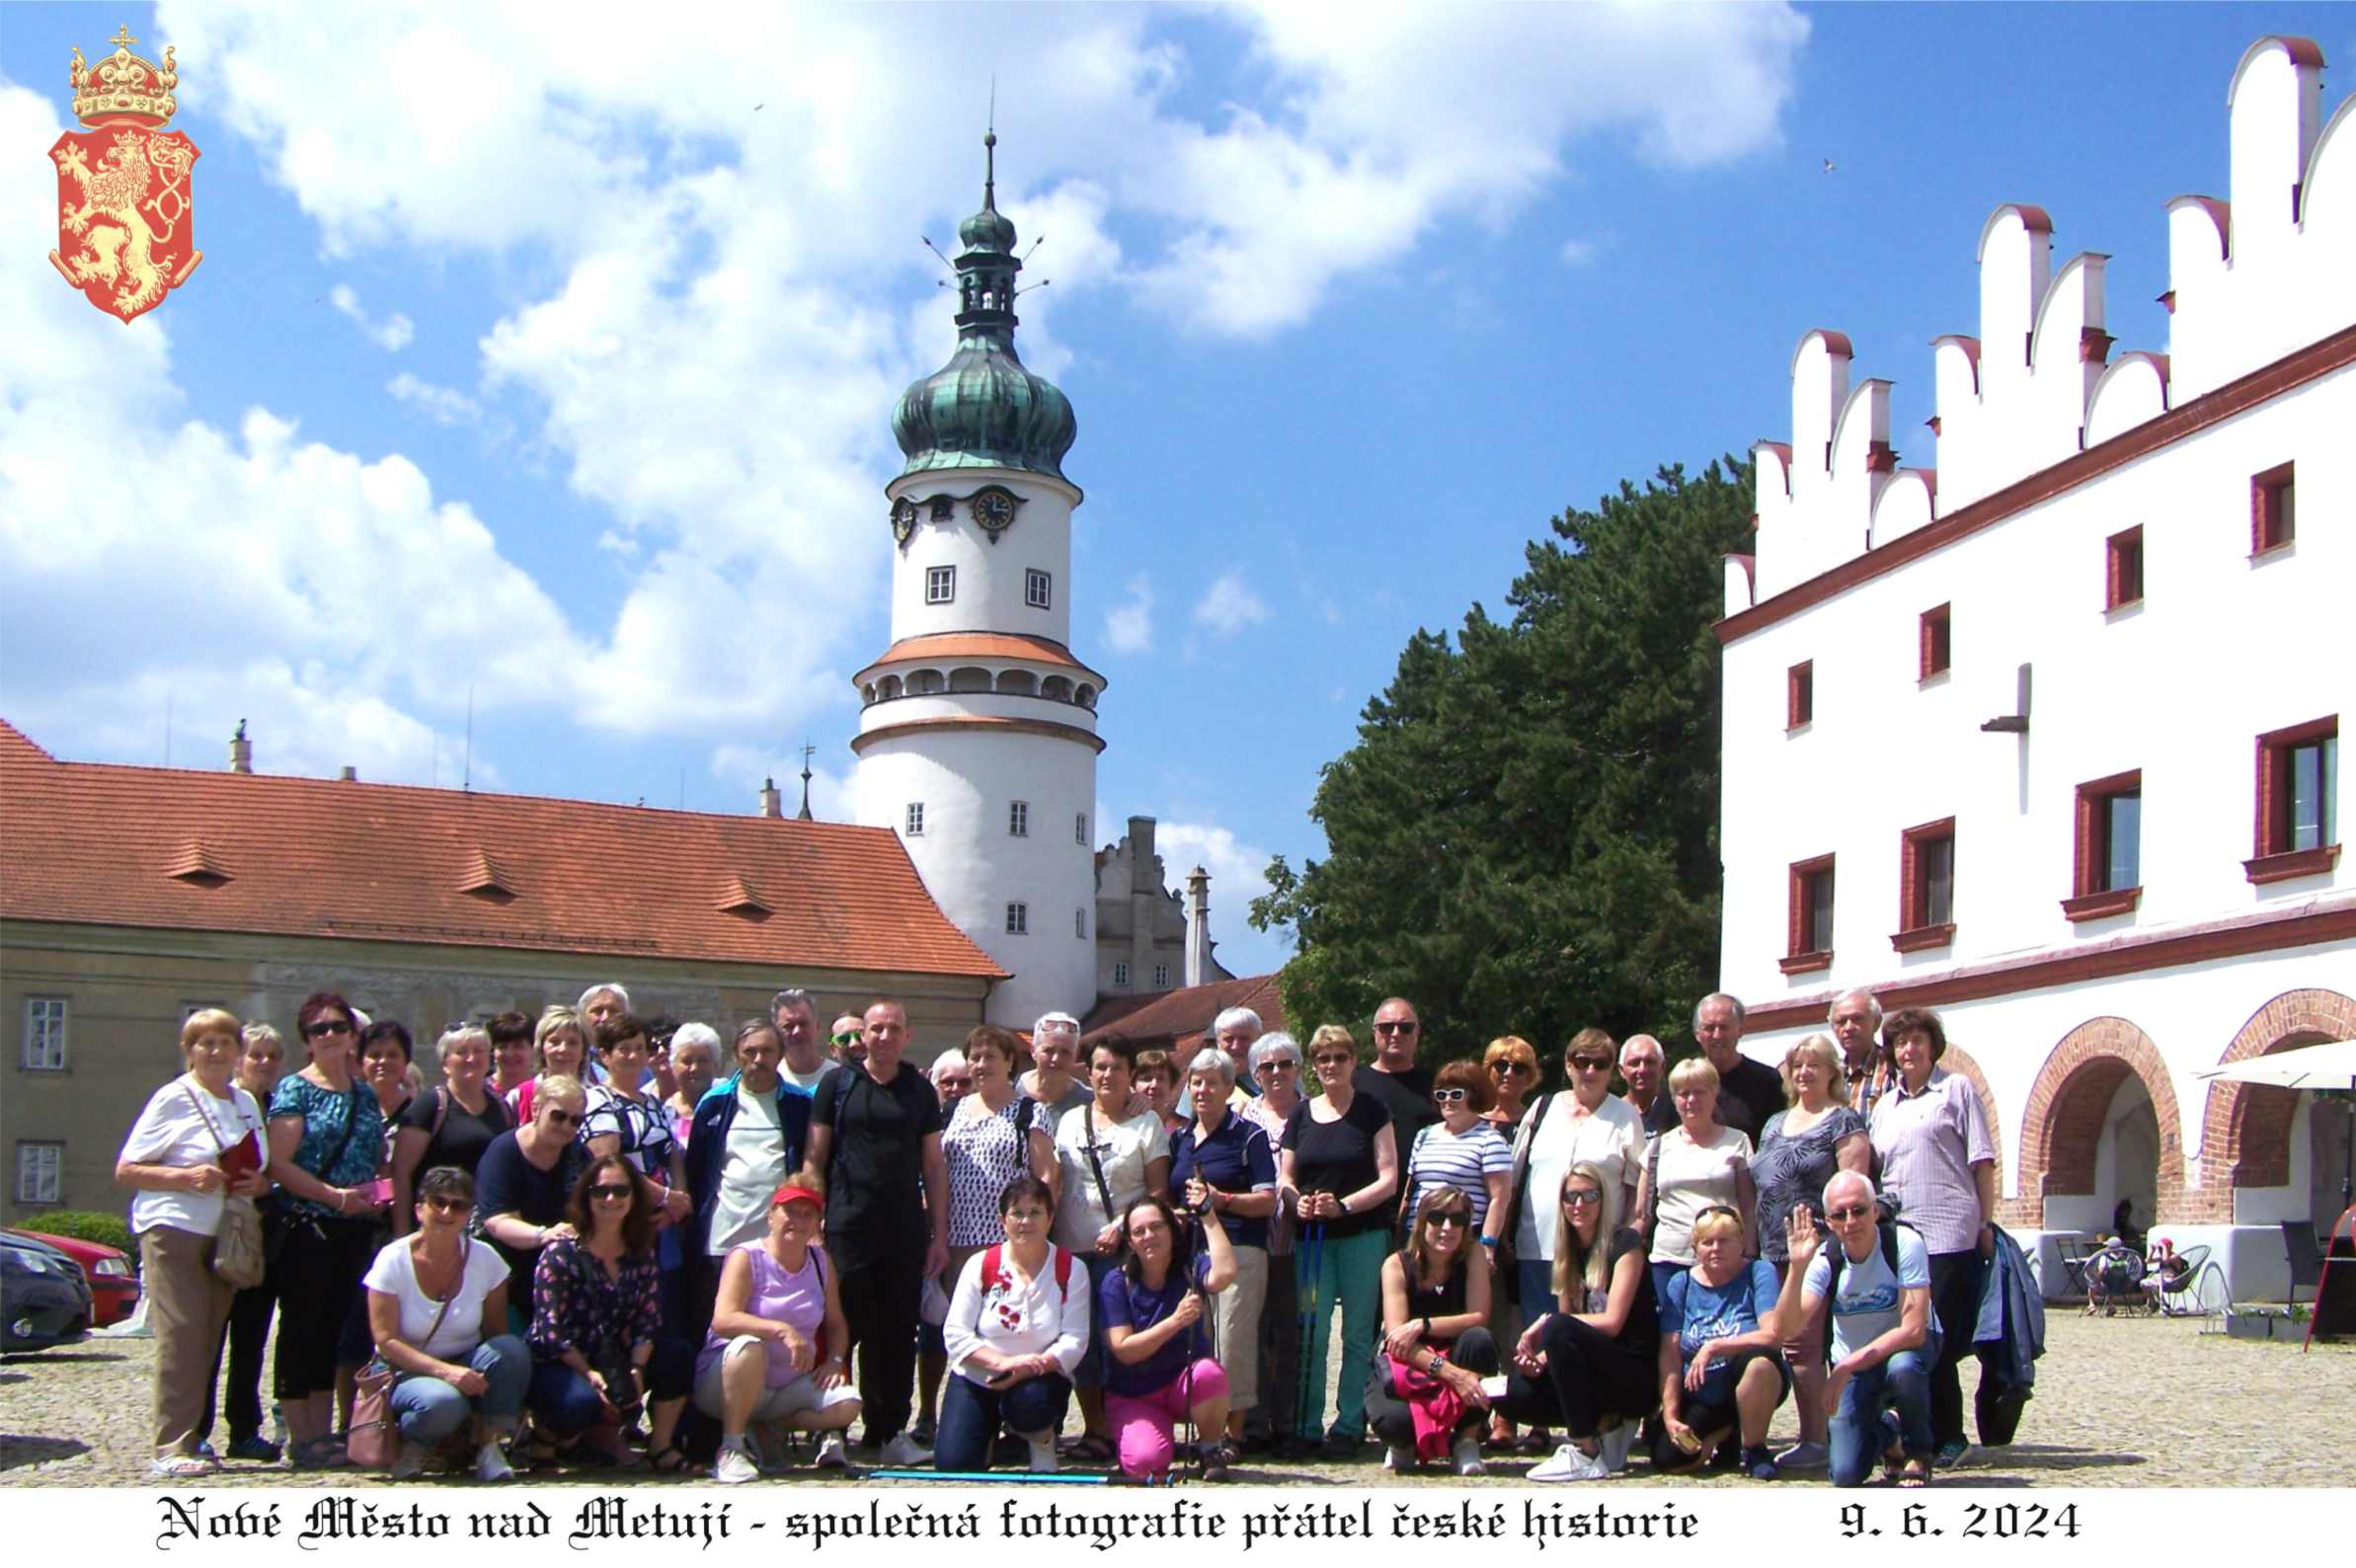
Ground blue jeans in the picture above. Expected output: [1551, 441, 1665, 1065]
[1072, 1255, 1119, 1389]
[389, 1335, 529, 1445]
[1517, 1258, 1554, 1314]
[1829, 1350, 1933, 1487]
[527, 1336, 695, 1437]
[934, 1371, 1072, 1471]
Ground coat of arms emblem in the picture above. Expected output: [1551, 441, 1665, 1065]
[48, 26, 201, 324]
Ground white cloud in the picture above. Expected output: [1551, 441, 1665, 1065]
[1193, 570, 1272, 637]
[1104, 574, 1156, 654]
[1558, 237, 1600, 267]
[328, 283, 415, 351]
[1152, 819, 1280, 971]
[386, 371, 481, 426]
[709, 742, 854, 823]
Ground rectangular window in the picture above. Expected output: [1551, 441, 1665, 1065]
[1781, 855, 1835, 973]
[2251, 463, 2296, 554]
[1920, 603, 1952, 680]
[1894, 819, 1956, 951]
[1786, 662, 1813, 730]
[925, 565, 956, 604]
[1009, 800, 1029, 837]
[1005, 902, 1028, 935]
[904, 802, 924, 836]
[1154, 965, 1171, 989]
[16, 1141, 62, 1206]
[1112, 962, 1130, 988]
[2065, 769, 2142, 920]
[1026, 570, 1052, 610]
[1075, 908, 1088, 939]
[2249, 717, 2340, 883]
[2105, 526, 2144, 610]
[21, 997, 67, 1071]
[1075, 813, 1088, 845]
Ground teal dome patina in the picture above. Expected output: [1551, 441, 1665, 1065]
[893, 133, 1076, 484]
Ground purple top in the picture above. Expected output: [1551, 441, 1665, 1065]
[696, 1242, 825, 1388]
[1869, 1066, 1995, 1254]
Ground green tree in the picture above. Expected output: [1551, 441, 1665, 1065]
[1250, 458, 1753, 1067]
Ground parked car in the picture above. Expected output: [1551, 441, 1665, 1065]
[2, 1230, 93, 1352]
[14, 1229, 140, 1328]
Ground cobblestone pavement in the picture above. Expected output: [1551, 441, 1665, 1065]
[5, 1312, 2349, 1488]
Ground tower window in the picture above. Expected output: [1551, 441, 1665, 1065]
[905, 803, 924, 837]
[1009, 800, 1029, 837]
[1112, 962, 1130, 988]
[1919, 603, 1951, 681]
[1005, 902, 1028, 936]
[1075, 813, 1088, 844]
[1075, 908, 1087, 939]
[1153, 964, 1170, 989]
[1026, 570, 1052, 610]
[925, 566, 956, 604]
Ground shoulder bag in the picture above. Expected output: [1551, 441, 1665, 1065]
[180, 1081, 267, 1291]
[350, 1257, 459, 1469]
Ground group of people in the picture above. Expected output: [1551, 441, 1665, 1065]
[114, 981, 2005, 1490]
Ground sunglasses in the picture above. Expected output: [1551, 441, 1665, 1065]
[1489, 1059, 1532, 1075]
[1255, 1059, 1299, 1074]
[543, 1108, 584, 1128]
[1562, 1188, 1604, 1208]
[306, 1019, 354, 1039]
[1697, 1205, 1744, 1223]
[1425, 1212, 1471, 1229]
[1374, 1021, 1418, 1035]
[829, 1031, 861, 1046]
[1432, 1088, 1470, 1105]
[1312, 1054, 1356, 1068]
[421, 1196, 468, 1215]
[1825, 1205, 1873, 1222]
[1568, 1057, 1611, 1071]
[589, 1184, 634, 1201]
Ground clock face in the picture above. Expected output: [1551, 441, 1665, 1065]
[973, 490, 1016, 534]
[891, 498, 919, 546]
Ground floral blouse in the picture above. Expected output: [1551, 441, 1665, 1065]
[268, 1075, 385, 1218]
[527, 1234, 662, 1366]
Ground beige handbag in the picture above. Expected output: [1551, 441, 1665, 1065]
[181, 1082, 267, 1290]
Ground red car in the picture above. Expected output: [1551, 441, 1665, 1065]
[11, 1230, 141, 1328]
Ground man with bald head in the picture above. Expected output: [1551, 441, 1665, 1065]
[1351, 997, 1438, 1231]
[1616, 1033, 1676, 1136]
[1692, 992, 1784, 1142]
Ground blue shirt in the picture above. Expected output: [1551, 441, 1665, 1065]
[1170, 1113, 1277, 1249]
[1097, 1251, 1214, 1398]
[1661, 1259, 1781, 1394]
[267, 1076, 384, 1218]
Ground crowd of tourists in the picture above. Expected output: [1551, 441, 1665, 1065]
[115, 982, 2029, 1488]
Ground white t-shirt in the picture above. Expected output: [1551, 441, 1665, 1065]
[1052, 1102, 1169, 1252]
[118, 1076, 265, 1238]
[780, 1058, 833, 1096]
[1649, 1124, 1754, 1263]
[361, 1235, 510, 1360]
[943, 1243, 1092, 1385]
[1804, 1224, 1933, 1362]
[1514, 1093, 1645, 1260]
[709, 1082, 788, 1255]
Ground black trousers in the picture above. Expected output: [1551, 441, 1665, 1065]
[1500, 1313, 1659, 1440]
[836, 1246, 923, 1442]
[1245, 1251, 1298, 1443]
[201, 1278, 278, 1444]
[1925, 1249, 1984, 1449]
[1365, 1327, 1498, 1448]
[269, 1215, 375, 1401]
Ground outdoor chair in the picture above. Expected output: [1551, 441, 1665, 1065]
[2282, 1219, 2323, 1308]
[2151, 1244, 2209, 1315]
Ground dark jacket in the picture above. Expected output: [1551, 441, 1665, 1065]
[1972, 1222, 2044, 1406]
[682, 1072, 811, 1265]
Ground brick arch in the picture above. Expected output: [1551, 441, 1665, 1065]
[1935, 1043, 2004, 1196]
[2010, 1017, 2185, 1226]
[2195, 988, 2356, 1216]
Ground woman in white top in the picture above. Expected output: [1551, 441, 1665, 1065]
[363, 1165, 527, 1481]
[1051, 1033, 1171, 1461]
[937, 1175, 1089, 1473]
[115, 1007, 272, 1476]
[1631, 1058, 1757, 1299]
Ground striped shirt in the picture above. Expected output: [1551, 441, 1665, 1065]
[1406, 1119, 1514, 1231]
[582, 1084, 678, 1179]
[1869, 1066, 1995, 1254]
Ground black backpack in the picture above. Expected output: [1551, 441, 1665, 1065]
[1818, 1214, 1931, 1366]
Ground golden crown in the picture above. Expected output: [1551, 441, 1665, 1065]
[69, 26, 179, 129]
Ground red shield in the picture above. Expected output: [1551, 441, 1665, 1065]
[48, 124, 201, 324]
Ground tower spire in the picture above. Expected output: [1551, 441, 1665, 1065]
[983, 80, 997, 211]
[797, 740, 816, 821]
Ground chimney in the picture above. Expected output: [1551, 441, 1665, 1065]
[757, 776, 782, 818]
[227, 719, 252, 774]
[338, 765, 356, 782]
[1184, 865, 1211, 988]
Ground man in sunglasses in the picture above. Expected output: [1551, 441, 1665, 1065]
[1616, 1035, 1676, 1136]
[1351, 998, 1438, 1230]
[770, 988, 833, 1096]
[828, 1012, 868, 1070]
[1693, 993, 1785, 1142]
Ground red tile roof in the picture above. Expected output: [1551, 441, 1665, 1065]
[1080, 972, 1288, 1048]
[855, 633, 1105, 685]
[0, 719, 1005, 979]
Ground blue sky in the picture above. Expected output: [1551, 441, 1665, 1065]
[3, 3, 2348, 980]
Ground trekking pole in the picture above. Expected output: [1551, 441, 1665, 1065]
[1296, 1216, 1326, 1446]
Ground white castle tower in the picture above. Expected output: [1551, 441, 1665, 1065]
[851, 134, 1103, 1029]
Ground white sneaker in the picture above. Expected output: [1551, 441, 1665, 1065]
[474, 1441, 514, 1483]
[1775, 1440, 1829, 1470]
[1599, 1421, 1635, 1473]
[878, 1432, 932, 1467]
[390, 1440, 428, 1481]
[814, 1433, 850, 1469]
[1452, 1436, 1487, 1476]
[1384, 1442, 1414, 1473]
[1027, 1439, 1060, 1473]
[714, 1440, 759, 1485]
[1529, 1443, 1610, 1482]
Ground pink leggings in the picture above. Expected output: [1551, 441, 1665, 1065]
[1105, 1359, 1227, 1478]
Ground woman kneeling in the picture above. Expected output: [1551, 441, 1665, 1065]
[1369, 1189, 1498, 1475]
[695, 1173, 861, 1484]
[938, 1176, 1089, 1473]
[362, 1166, 527, 1480]
[1100, 1196, 1237, 1481]
[1656, 1205, 1788, 1480]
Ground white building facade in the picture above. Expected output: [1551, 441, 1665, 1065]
[852, 138, 1102, 1029]
[1717, 38, 2353, 1301]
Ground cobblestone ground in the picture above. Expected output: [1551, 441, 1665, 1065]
[4, 1312, 2349, 1488]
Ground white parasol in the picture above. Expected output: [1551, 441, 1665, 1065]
[2195, 1038, 2356, 1090]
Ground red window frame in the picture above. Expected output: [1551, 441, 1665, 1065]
[1919, 603, 1952, 681]
[1781, 854, 1836, 974]
[2063, 769, 2142, 921]
[2247, 715, 2339, 884]
[1893, 818, 1957, 952]
[2250, 462, 2295, 555]
[1786, 661, 1814, 730]
[2105, 526, 2144, 610]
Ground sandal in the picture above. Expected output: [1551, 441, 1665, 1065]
[151, 1454, 214, 1478]
[647, 1445, 690, 1474]
[1062, 1433, 1114, 1463]
[1898, 1457, 1931, 1489]
[288, 1438, 350, 1470]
